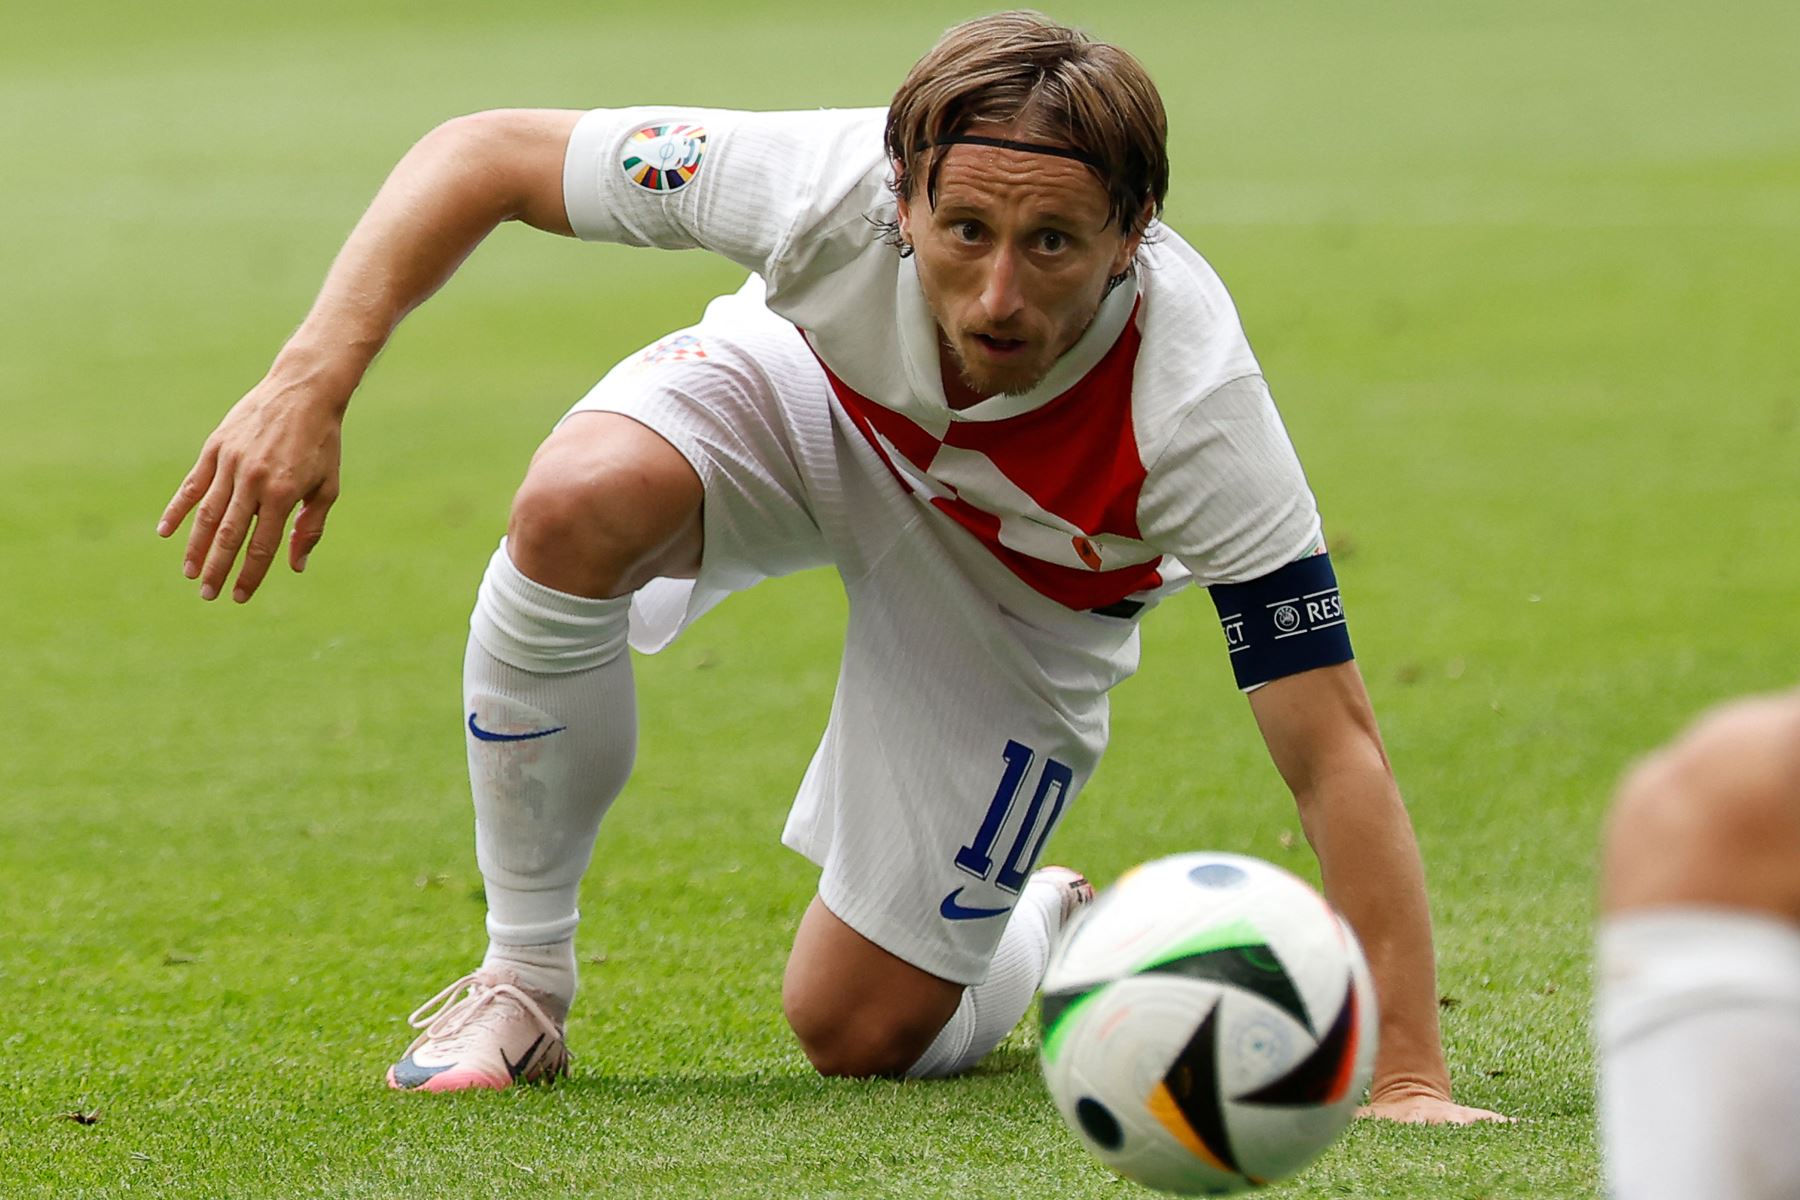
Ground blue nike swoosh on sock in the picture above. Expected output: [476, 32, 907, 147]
[939, 888, 1011, 921]
[467, 713, 568, 742]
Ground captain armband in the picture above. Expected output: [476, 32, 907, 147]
[1206, 552, 1355, 691]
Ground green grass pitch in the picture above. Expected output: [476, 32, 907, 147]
[3, 0, 1797, 1195]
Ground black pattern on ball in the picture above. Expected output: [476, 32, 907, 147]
[1039, 985, 1092, 1041]
[1237, 980, 1359, 1106]
[1162, 1003, 1243, 1174]
[1075, 1097, 1124, 1150]
[1141, 943, 1313, 1035]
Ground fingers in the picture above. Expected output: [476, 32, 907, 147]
[1460, 1107, 1517, 1125]
[1356, 1098, 1517, 1125]
[287, 482, 339, 574]
[231, 501, 290, 603]
[199, 487, 260, 601]
[158, 443, 219, 539]
[167, 392, 345, 601]
[204, 473, 323, 603]
[182, 468, 237, 583]
[190, 456, 304, 603]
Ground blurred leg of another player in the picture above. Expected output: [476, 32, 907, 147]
[1598, 689, 1800, 1199]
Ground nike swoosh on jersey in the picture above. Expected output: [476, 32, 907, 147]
[939, 888, 1011, 921]
[467, 713, 568, 743]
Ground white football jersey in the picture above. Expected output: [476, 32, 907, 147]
[562, 107, 1321, 612]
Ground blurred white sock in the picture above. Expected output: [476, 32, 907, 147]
[1598, 908, 1800, 1200]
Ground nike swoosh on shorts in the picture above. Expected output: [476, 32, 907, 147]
[939, 888, 1011, 921]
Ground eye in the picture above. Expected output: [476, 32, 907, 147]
[951, 219, 984, 243]
[1036, 229, 1070, 253]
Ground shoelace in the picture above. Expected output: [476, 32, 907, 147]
[406, 970, 563, 1045]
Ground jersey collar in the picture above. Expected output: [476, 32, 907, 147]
[895, 257, 1140, 424]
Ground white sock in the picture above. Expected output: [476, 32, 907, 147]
[906, 873, 1064, 1079]
[1598, 908, 1800, 1200]
[464, 541, 636, 1022]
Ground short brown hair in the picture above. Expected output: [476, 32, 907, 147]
[883, 11, 1169, 243]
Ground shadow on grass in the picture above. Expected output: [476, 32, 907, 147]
[552, 1047, 1039, 1097]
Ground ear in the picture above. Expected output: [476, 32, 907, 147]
[1108, 200, 1156, 276]
[893, 162, 914, 245]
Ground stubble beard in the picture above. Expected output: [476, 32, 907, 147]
[943, 297, 1108, 399]
[946, 337, 1051, 399]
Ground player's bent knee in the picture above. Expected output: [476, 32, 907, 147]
[506, 416, 703, 598]
[784, 999, 946, 1079]
[1604, 692, 1800, 918]
[794, 1032, 919, 1080]
[780, 894, 966, 1077]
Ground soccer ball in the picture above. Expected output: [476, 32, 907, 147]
[1038, 852, 1378, 1194]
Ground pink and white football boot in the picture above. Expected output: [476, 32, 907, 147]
[386, 968, 569, 1092]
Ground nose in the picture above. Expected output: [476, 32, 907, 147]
[978, 245, 1025, 325]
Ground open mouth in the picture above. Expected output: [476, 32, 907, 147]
[972, 333, 1028, 358]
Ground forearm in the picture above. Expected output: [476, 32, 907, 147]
[1296, 760, 1448, 1098]
[158, 110, 580, 601]
[274, 109, 579, 406]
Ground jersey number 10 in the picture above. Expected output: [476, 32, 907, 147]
[954, 739, 1074, 895]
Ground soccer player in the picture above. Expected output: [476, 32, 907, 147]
[1599, 689, 1800, 1198]
[159, 12, 1501, 1121]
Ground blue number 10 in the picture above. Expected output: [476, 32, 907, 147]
[954, 739, 1073, 894]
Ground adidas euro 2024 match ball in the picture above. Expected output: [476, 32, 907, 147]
[1038, 852, 1378, 1195]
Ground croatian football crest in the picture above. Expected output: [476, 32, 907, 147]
[620, 123, 707, 193]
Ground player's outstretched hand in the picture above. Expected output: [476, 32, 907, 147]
[1357, 1085, 1514, 1125]
[158, 370, 346, 603]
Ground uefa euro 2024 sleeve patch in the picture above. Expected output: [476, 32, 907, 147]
[620, 123, 707, 193]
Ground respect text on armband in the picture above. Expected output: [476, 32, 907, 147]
[1207, 554, 1355, 690]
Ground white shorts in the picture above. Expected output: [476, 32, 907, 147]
[564, 279, 1149, 984]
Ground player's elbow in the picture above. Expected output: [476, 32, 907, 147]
[412, 109, 580, 233]
[413, 110, 511, 168]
